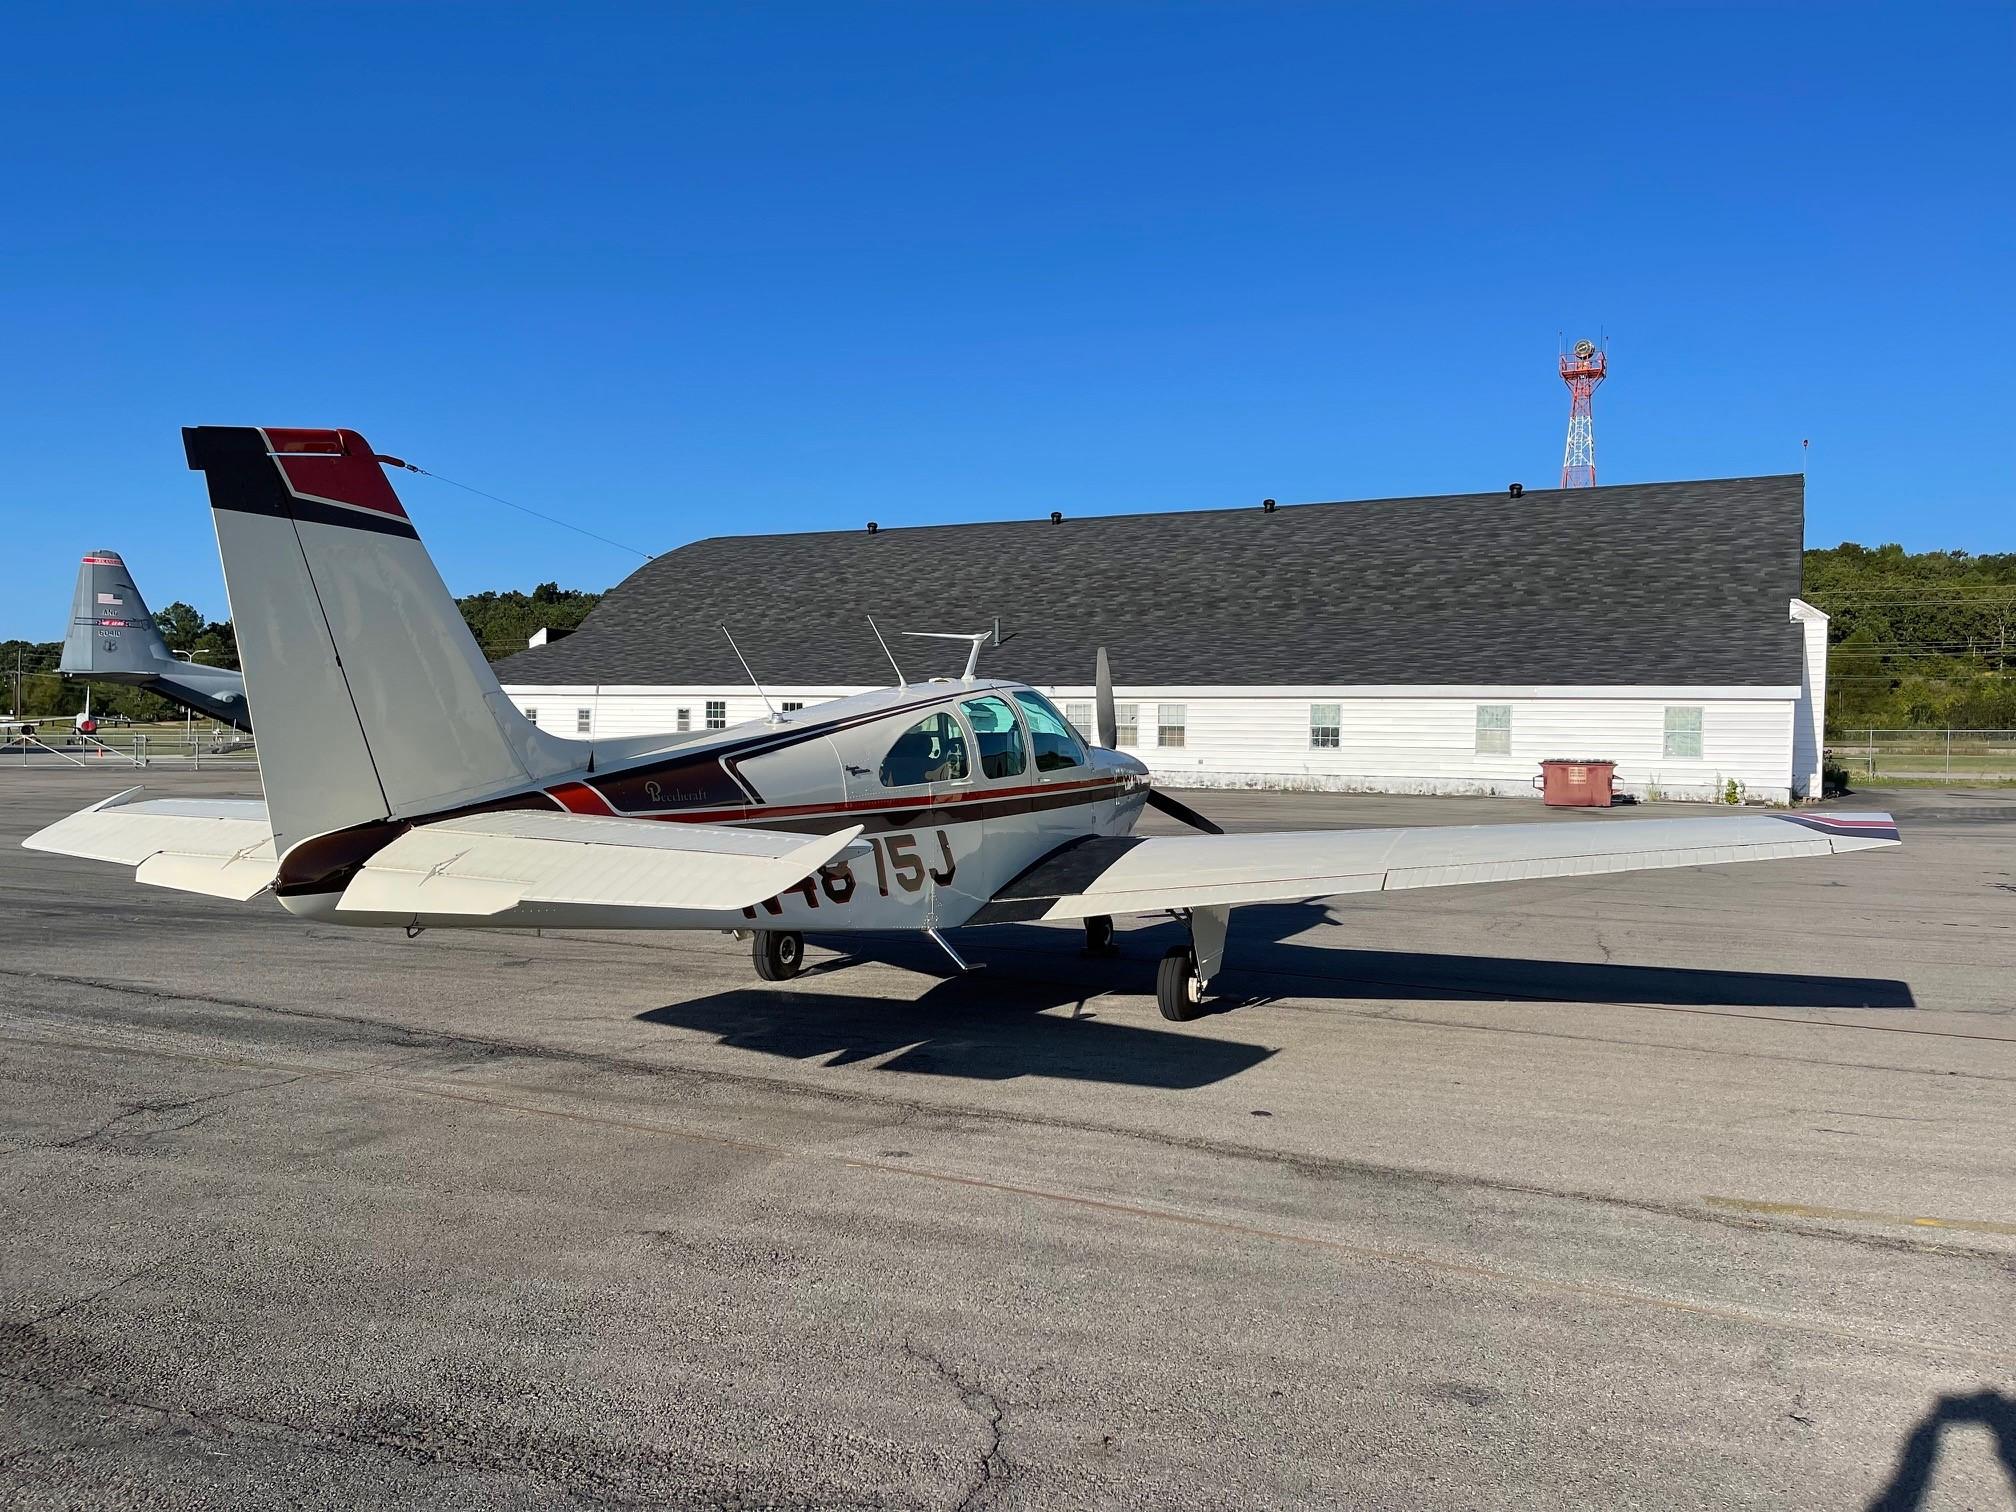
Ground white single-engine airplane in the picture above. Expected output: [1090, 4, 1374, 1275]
[25, 427, 1900, 1021]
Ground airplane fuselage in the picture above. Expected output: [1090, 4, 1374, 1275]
[277, 678, 1151, 934]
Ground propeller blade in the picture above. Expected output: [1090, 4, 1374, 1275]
[1095, 646, 1117, 749]
[1146, 787, 1224, 835]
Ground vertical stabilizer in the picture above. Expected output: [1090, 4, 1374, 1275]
[183, 426, 579, 859]
[59, 551, 176, 676]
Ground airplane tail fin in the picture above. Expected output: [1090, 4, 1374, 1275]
[59, 551, 177, 677]
[182, 427, 578, 860]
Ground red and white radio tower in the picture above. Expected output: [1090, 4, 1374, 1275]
[1558, 338, 1606, 488]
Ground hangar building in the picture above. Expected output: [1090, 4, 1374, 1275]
[495, 475, 1829, 803]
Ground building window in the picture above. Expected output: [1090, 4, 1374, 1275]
[676, 708, 691, 732]
[1475, 704, 1511, 755]
[523, 708, 538, 726]
[575, 708, 592, 735]
[1310, 704, 1341, 749]
[781, 700, 804, 713]
[1064, 701, 1094, 741]
[879, 712, 968, 787]
[1157, 704, 1187, 748]
[1664, 706, 1703, 760]
[1115, 703, 1138, 747]
[705, 700, 727, 730]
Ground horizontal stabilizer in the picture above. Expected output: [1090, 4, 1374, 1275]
[22, 788, 276, 898]
[135, 851, 279, 901]
[336, 810, 867, 918]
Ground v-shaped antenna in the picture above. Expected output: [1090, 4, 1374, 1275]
[719, 624, 782, 723]
[867, 616, 906, 687]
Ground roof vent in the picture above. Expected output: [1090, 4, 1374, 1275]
[1049, 510, 1063, 525]
[866, 521, 879, 534]
[1508, 483, 1524, 498]
[1261, 498, 1277, 512]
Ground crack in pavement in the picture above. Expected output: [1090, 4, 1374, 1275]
[904, 1340, 1013, 1512]
[14, 1254, 184, 1329]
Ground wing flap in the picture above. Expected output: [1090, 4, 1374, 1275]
[984, 812, 1897, 922]
[335, 813, 865, 917]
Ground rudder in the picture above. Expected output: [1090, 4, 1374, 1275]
[184, 426, 578, 860]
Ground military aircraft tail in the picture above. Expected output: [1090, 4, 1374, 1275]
[182, 427, 578, 859]
[59, 551, 177, 677]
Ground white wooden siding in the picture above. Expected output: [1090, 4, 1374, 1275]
[500, 683, 1801, 802]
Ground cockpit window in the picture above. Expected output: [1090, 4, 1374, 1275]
[958, 696, 1027, 780]
[879, 712, 969, 788]
[1012, 691, 1089, 772]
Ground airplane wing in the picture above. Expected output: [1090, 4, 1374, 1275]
[970, 811, 1899, 923]
[21, 787, 277, 900]
[25, 790, 863, 916]
[333, 810, 865, 917]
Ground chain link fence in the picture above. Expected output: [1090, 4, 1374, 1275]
[1827, 730, 2016, 783]
[2, 725, 256, 769]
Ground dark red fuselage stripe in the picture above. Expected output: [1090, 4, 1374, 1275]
[543, 773, 1137, 829]
[547, 782, 617, 816]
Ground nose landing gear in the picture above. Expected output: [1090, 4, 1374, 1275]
[1083, 914, 1115, 955]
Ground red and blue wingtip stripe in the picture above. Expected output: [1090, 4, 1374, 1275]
[1777, 811, 1900, 843]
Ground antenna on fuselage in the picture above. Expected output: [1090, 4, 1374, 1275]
[719, 624, 783, 724]
[904, 630, 993, 682]
[867, 615, 906, 687]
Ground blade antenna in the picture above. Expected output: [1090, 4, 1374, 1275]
[719, 624, 781, 723]
[867, 615, 906, 687]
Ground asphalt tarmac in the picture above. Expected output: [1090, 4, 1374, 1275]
[2, 771, 2012, 1509]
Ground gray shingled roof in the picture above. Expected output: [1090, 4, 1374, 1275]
[494, 475, 1805, 688]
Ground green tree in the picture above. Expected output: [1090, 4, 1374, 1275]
[1804, 543, 2016, 733]
[153, 601, 205, 652]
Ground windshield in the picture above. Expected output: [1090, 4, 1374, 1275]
[1012, 690, 1089, 773]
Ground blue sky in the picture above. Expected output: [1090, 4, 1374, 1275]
[2, 2, 2009, 638]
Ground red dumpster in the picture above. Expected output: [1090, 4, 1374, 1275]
[1535, 759, 1615, 808]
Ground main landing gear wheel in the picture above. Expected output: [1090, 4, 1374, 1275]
[753, 929, 805, 982]
[1083, 914, 1115, 954]
[1156, 945, 1206, 1022]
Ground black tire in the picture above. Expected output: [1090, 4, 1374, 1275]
[1084, 914, 1115, 953]
[753, 929, 805, 982]
[1156, 945, 1202, 1022]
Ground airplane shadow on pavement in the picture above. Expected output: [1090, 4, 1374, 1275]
[635, 902, 1913, 1087]
[635, 968, 1279, 1089]
[1866, 1390, 2016, 1510]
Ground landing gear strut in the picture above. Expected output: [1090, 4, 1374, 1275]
[752, 929, 804, 981]
[1154, 906, 1229, 1022]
